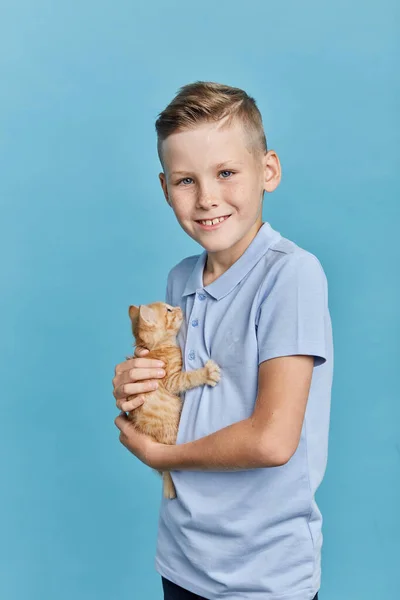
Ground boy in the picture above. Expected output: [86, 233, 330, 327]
[113, 81, 333, 600]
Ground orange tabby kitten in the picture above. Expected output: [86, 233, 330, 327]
[126, 302, 221, 499]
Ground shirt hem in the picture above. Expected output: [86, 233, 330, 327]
[155, 556, 319, 600]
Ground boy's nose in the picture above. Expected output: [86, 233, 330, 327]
[196, 193, 218, 208]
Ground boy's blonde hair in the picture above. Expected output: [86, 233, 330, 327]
[155, 81, 268, 169]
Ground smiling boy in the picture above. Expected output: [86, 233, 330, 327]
[113, 81, 333, 600]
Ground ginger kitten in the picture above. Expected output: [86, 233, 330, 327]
[126, 302, 221, 499]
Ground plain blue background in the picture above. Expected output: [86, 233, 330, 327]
[1, 1, 398, 599]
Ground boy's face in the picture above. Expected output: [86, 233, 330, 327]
[159, 117, 281, 255]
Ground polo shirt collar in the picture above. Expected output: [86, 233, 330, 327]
[182, 221, 282, 301]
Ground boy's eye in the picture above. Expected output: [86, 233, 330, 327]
[178, 177, 193, 186]
[176, 170, 234, 186]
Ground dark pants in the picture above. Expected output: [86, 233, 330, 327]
[162, 576, 319, 599]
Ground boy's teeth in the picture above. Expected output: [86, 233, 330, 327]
[199, 216, 227, 225]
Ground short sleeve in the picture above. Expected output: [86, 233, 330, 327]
[256, 254, 328, 367]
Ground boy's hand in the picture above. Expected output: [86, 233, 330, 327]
[114, 410, 162, 468]
[112, 347, 166, 412]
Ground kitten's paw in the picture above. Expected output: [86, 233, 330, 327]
[204, 359, 221, 386]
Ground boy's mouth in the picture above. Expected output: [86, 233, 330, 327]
[195, 215, 231, 230]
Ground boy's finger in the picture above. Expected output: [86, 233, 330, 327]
[131, 358, 165, 370]
[135, 346, 149, 357]
[119, 396, 145, 411]
[127, 368, 165, 383]
[115, 352, 160, 375]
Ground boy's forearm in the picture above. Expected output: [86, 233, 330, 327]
[151, 417, 283, 471]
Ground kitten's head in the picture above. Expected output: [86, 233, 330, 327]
[128, 302, 183, 349]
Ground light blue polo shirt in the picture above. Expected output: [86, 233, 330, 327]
[155, 221, 334, 600]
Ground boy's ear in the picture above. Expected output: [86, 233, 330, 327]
[262, 150, 282, 193]
[159, 172, 171, 205]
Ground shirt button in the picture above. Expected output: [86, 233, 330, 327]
[197, 292, 206, 301]
[188, 350, 195, 361]
[191, 319, 199, 327]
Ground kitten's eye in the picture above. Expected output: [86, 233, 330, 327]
[166, 308, 173, 313]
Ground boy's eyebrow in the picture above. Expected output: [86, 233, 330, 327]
[170, 160, 244, 176]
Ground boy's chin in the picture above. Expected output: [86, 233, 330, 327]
[194, 235, 236, 253]
[181, 222, 237, 252]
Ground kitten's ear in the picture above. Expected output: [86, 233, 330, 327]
[139, 305, 158, 326]
[128, 305, 140, 322]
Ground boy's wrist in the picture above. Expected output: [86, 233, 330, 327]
[149, 441, 180, 471]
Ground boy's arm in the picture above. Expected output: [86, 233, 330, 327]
[150, 354, 314, 471]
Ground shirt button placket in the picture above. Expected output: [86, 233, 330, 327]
[187, 291, 207, 366]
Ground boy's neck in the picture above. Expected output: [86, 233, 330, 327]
[203, 218, 264, 286]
